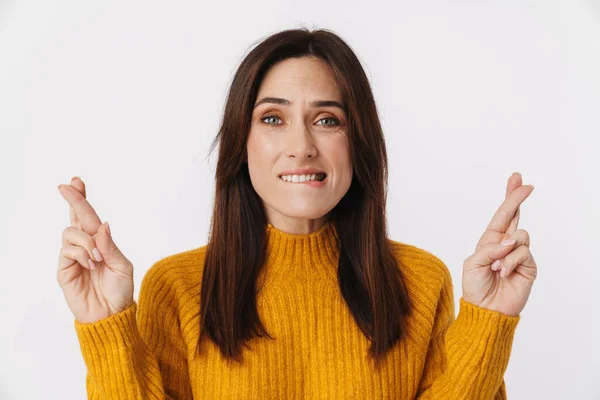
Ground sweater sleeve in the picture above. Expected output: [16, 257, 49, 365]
[73, 263, 193, 399]
[414, 261, 520, 400]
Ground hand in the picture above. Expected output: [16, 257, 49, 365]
[57, 177, 134, 323]
[461, 172, 538, 317]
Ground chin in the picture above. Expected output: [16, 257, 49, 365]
[279, 210, 325, 220]
[272, 203, 330, 220]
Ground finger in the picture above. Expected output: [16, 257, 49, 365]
[505, 172, 522, 198]
[475, 175, 528, 251]
[499, 245, 536, 279]
[62, 226, 104, 263]
[505, 174, 522, 235]
[490, 229, 530, 271]
[71, 176, 87, 197]
[505, 172, 522, 235]
[58, 244, 95, 272]
[505, 229, 531, 247]
[506, 228, 530, 247]
[465, 239, 521, 269]
[506, 207, 520, 236]
[482, 184, 534, 238]
[94, 222, 133, 277]
[57, 183, 102, 236]
[68, 176, 86, 228]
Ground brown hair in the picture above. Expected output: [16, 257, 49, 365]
[199, 27, 413, 368]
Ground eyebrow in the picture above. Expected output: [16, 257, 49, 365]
[253, 97, 346, 113]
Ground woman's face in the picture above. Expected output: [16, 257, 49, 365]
[246, 56, 353, 234]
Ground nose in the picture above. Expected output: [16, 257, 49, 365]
[284, 122, 317, 160]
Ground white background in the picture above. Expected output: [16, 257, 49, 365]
[1, 0, 599, 399]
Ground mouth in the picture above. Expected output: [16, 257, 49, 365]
[278, 172, 327, 183]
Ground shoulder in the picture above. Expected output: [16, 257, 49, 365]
[140, 244, 209, 301]
[387, 238, 452, 294]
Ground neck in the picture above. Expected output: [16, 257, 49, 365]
[258, 219, 340, 289]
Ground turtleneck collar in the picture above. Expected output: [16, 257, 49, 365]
[260, 219, 340, 286]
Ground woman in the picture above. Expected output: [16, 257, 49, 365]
[57, 28, 537, 399]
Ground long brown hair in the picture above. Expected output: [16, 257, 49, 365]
[199, 27, 413, 367]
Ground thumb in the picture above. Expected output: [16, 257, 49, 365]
[95, 222, 133, 276]
[468, 241, 517, 267]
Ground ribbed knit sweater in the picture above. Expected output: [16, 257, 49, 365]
[74, 220, 520, 399]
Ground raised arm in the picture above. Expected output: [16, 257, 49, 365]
[57, 177, 193, 399]
[415, 262, 520, 399]
[74, 261, 193, 399]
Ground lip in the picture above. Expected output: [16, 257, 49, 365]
[277, 168, 326, 177]
[278, 174, 328, 188]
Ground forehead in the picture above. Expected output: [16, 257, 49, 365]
[257, 56, 342, 100]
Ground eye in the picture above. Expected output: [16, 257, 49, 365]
[316, 117, 341, 127]
[259, 114, 342, 127]
[260, 114, 283, 125]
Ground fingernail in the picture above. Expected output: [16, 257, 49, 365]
[513, 172, 521, 177]
[92, 247, 103, 262]
[528, 184, 535, 190]
[491, 259, 502, 271]
[500, 266, 506, 278]
[105, 221, 111, 237]
[88, 258, 96, 270]
[501, 239, 516, 246]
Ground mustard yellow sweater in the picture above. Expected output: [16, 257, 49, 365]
[74, 220, 520, 399]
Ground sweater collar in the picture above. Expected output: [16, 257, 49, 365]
[261, 219, 340, 284]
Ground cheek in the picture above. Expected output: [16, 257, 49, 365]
[324, 136, 352, 175]
[246, 134, 277, 186]
[247, 133, 276, 163]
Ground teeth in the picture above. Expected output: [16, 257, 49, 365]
[280, 173, 326, 183]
